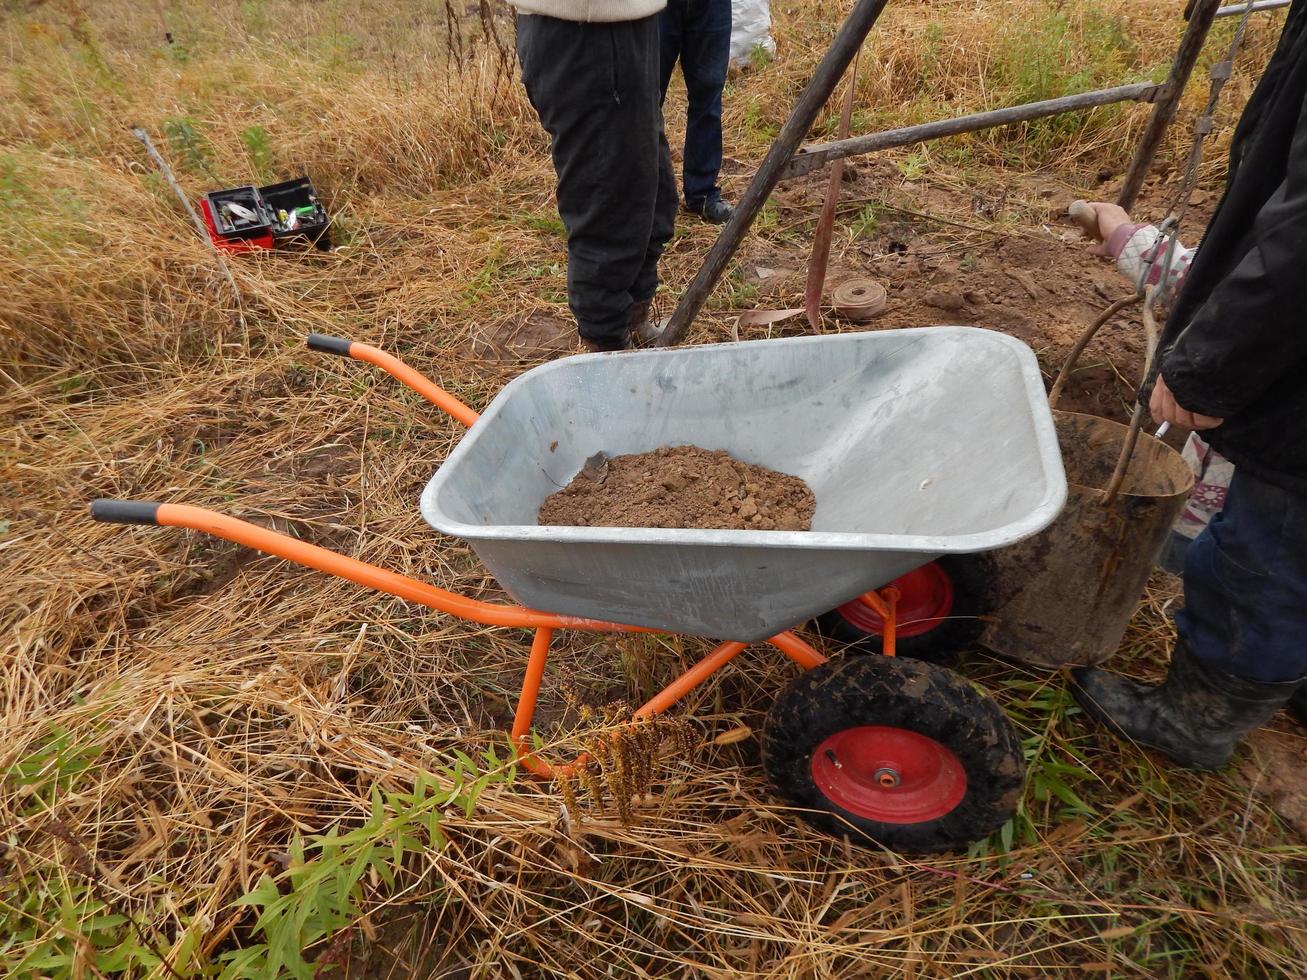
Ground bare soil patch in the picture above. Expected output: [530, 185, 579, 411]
[1244, 724, 1307, 840]
[538, 445, 815, 530]
[744, 161, 1222, 424]
[469, 311, 575, 361]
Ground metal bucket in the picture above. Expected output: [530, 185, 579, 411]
[979, 410, 1194, 668]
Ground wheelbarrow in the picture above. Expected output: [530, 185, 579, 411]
[91, 327, 1066, 852]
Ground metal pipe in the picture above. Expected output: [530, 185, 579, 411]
[132, 126, 242, 307]
[1117, 0, 1223, 211]
[658, 0, 892, 348]
[1216, 0, 1289, 17]
[781, 83, 1160, 180]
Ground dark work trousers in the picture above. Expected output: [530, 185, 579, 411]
[517, 14, 678, 350]
[659, 0, 731, 209]
[1177, 468, 1307, 683]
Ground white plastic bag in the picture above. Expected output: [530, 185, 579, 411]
[730, 0, 775, 66]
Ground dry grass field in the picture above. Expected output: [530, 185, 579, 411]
[3, 0, 1305, 976]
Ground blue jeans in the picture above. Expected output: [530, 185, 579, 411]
[1178, 469, 1307, 682]
[659, 0, 731, 209]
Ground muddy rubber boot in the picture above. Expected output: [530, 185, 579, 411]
[1071, 642, 1301, 771]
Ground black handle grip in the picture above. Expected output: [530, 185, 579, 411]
[90, 499, 162, 525]
[307, 334, 354, 357]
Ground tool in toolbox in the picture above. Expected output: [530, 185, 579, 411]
[199, 176, 331, 254]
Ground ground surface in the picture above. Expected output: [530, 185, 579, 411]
[3, 1, 1307, 977]
[1245, 728, 1307, 840]
[538, 446, 816, 531]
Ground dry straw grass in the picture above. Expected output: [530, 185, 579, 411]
[3, 0, 1305, 976]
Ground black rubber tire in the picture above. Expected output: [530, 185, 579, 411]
[762, 655, 1024, 852]
[812, 553, 997, 664]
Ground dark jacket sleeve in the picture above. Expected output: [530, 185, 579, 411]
[1161, 95, 1307, 419]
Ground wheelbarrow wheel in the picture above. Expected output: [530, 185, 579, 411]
[813, 554, 996, 664]
[762, 654, 1023, 852]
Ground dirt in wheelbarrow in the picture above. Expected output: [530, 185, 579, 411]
[538, 445, 815, 531]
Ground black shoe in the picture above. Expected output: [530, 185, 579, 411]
[1071, 642, 1300, 770]
[689, 197, 734, 224]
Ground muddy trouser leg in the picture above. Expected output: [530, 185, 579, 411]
[516, 14, 665, 350]
[641, 0, 683, 308]
[1176, 469, 1307, 683]
[631, 123, 678, 308]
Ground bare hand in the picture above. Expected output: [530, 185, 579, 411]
[1150, 374, 1223, 431]
[1070, 201, 1133, 256]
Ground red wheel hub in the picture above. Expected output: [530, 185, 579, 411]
[837, 563, 954, 638]
[810, 726, 967, 823]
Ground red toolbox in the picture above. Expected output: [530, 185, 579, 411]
[200, 177, 330, 254]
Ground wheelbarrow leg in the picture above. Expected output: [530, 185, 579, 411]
[510, 637, 751, 778]
[855, 586, 899, 656]
[633, 642, 749, 719]
[511, 628, 558, 778]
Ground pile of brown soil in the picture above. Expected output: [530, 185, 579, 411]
[538, 445, 815, 531]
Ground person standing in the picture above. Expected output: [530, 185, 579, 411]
[660, 0, 736, 224]
[1069, 0, 1307, 767]
[515, 0, 678, 351]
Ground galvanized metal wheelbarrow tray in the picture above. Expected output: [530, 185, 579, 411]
[420, 328, 1066, 641]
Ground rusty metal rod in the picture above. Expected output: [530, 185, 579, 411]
[658, 0, 892, 347]
[1117, 0, 1223, 211]
[132, 125, 242, 306]
[781, 82, 1160, 180]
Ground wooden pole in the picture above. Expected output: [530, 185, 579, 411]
[658, 0, 892, 347]
[1116, 0, 1222, 211]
